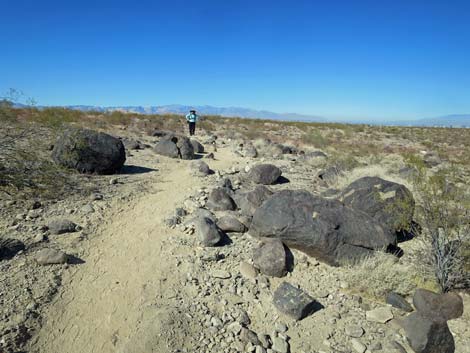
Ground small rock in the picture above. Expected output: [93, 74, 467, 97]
[190, 160, 212, 176]
[210, 317, 223, 328]
[366, 307, 393, 323]
[345, 325, 364, 338]
[47, 219, 77, 235]
[275, 323, 288, 333]
[386, 292, 413, 312]
[81, 204, 95, 214]
[350, 338, 367, 353]
[227, 322, 242, 335]
[271, 336, 289, 353]
[0, 238, 25, 260]
[240, 261, 258, 279]
[35, 248, 68, 265]
[273, 282, 321, 320]
[217, 216, 247, 233]
[240, 328, 261, 346]
[211, 270, 231, 279]
[109, 178, 119, 185]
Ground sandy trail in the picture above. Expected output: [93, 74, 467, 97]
[31, 147, 237, 353]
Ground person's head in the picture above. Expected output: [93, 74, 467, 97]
[190, 109, 196, 114]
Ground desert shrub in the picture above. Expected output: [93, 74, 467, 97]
[32, 107, 83, 128]
[405, 155, 470, 292]
[301, 128, 328, 148]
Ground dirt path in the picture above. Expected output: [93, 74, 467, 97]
[30, 147, 237, 353]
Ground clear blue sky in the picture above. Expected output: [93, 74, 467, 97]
[1, 0, 470, 120]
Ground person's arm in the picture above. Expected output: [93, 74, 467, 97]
[185, 113, 190, 122]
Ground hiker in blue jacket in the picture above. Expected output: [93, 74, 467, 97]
[185, 110, 199, 136]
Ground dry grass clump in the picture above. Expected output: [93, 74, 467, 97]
[344, 252, 438, 301]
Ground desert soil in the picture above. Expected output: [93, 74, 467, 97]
[2, 131, 468, 353]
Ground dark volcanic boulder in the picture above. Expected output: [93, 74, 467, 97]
[247, 164, 282, 185]
[0, 238, 25, 260]
[190, 139, 205, 153]
[249, 190, 396, 266]
[234, 185, 273, 216]
[253, 240, 288, 277]
[154, 134, 194, 160]
[401, 312, 455, 353]
[206, 187, 236, 211]
[341, 177, 415, 233]
[195, 217, 223, 247]
[154, 140, 179, 158]
[413, 288, 463, 322]
[52, 128, 126, 174]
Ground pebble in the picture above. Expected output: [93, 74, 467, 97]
[366, 307, 394, 323]
[271, 336, 289, 353]
[109, 178, 119, 185]
[345, 325, 364, 338]
[351, 338, 367, 353]
[240, 261, 258, 280]
[211, 270, 231, 279]
[275, 323, 288, 333]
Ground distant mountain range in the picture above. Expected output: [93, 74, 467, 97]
[383, 115, 470, 128]
[62, 104, 327, 123]
[11, 102, 470, 127]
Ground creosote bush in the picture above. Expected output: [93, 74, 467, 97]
[405, 154, 470, 292]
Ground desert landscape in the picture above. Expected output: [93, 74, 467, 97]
[0, 104, 468, 353]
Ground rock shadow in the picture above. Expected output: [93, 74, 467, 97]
[119, 165, 157, 175]
[397, 221, 421, 243]
[275, 176, 290, 184]
[67, 254, 86, 265]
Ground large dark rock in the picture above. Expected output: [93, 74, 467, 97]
[233, 185, 273, 216]
[154, 134, 194, 160]
[154, 140, 179, 158]
[52, 128, 126, 174]
[273, 282, 321, 320]
[250, 190, 396, 266]
[206, 187, 236, 211]
[413, 288, 463, 322]
[401, 312, 455, 353]
[253, 240, 288, 277]
[341, 177, 415, 233]
[190, 139, 204, 153]
[0, 238, 25, 260]
[247, 164, 282, 185]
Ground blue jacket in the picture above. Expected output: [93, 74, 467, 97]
[186, 113, 199, 123]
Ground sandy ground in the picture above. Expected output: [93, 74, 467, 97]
[29, 145, 237, 353]
[20, 135, 469, 353]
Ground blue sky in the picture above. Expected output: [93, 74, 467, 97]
[1, 0, 470, 120]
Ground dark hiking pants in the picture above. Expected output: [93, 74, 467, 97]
[188, 122, 196, 136]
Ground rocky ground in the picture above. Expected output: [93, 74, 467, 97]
[0, 122, 469, 353]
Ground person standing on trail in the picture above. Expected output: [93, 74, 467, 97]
[185, 109, 199, 136]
